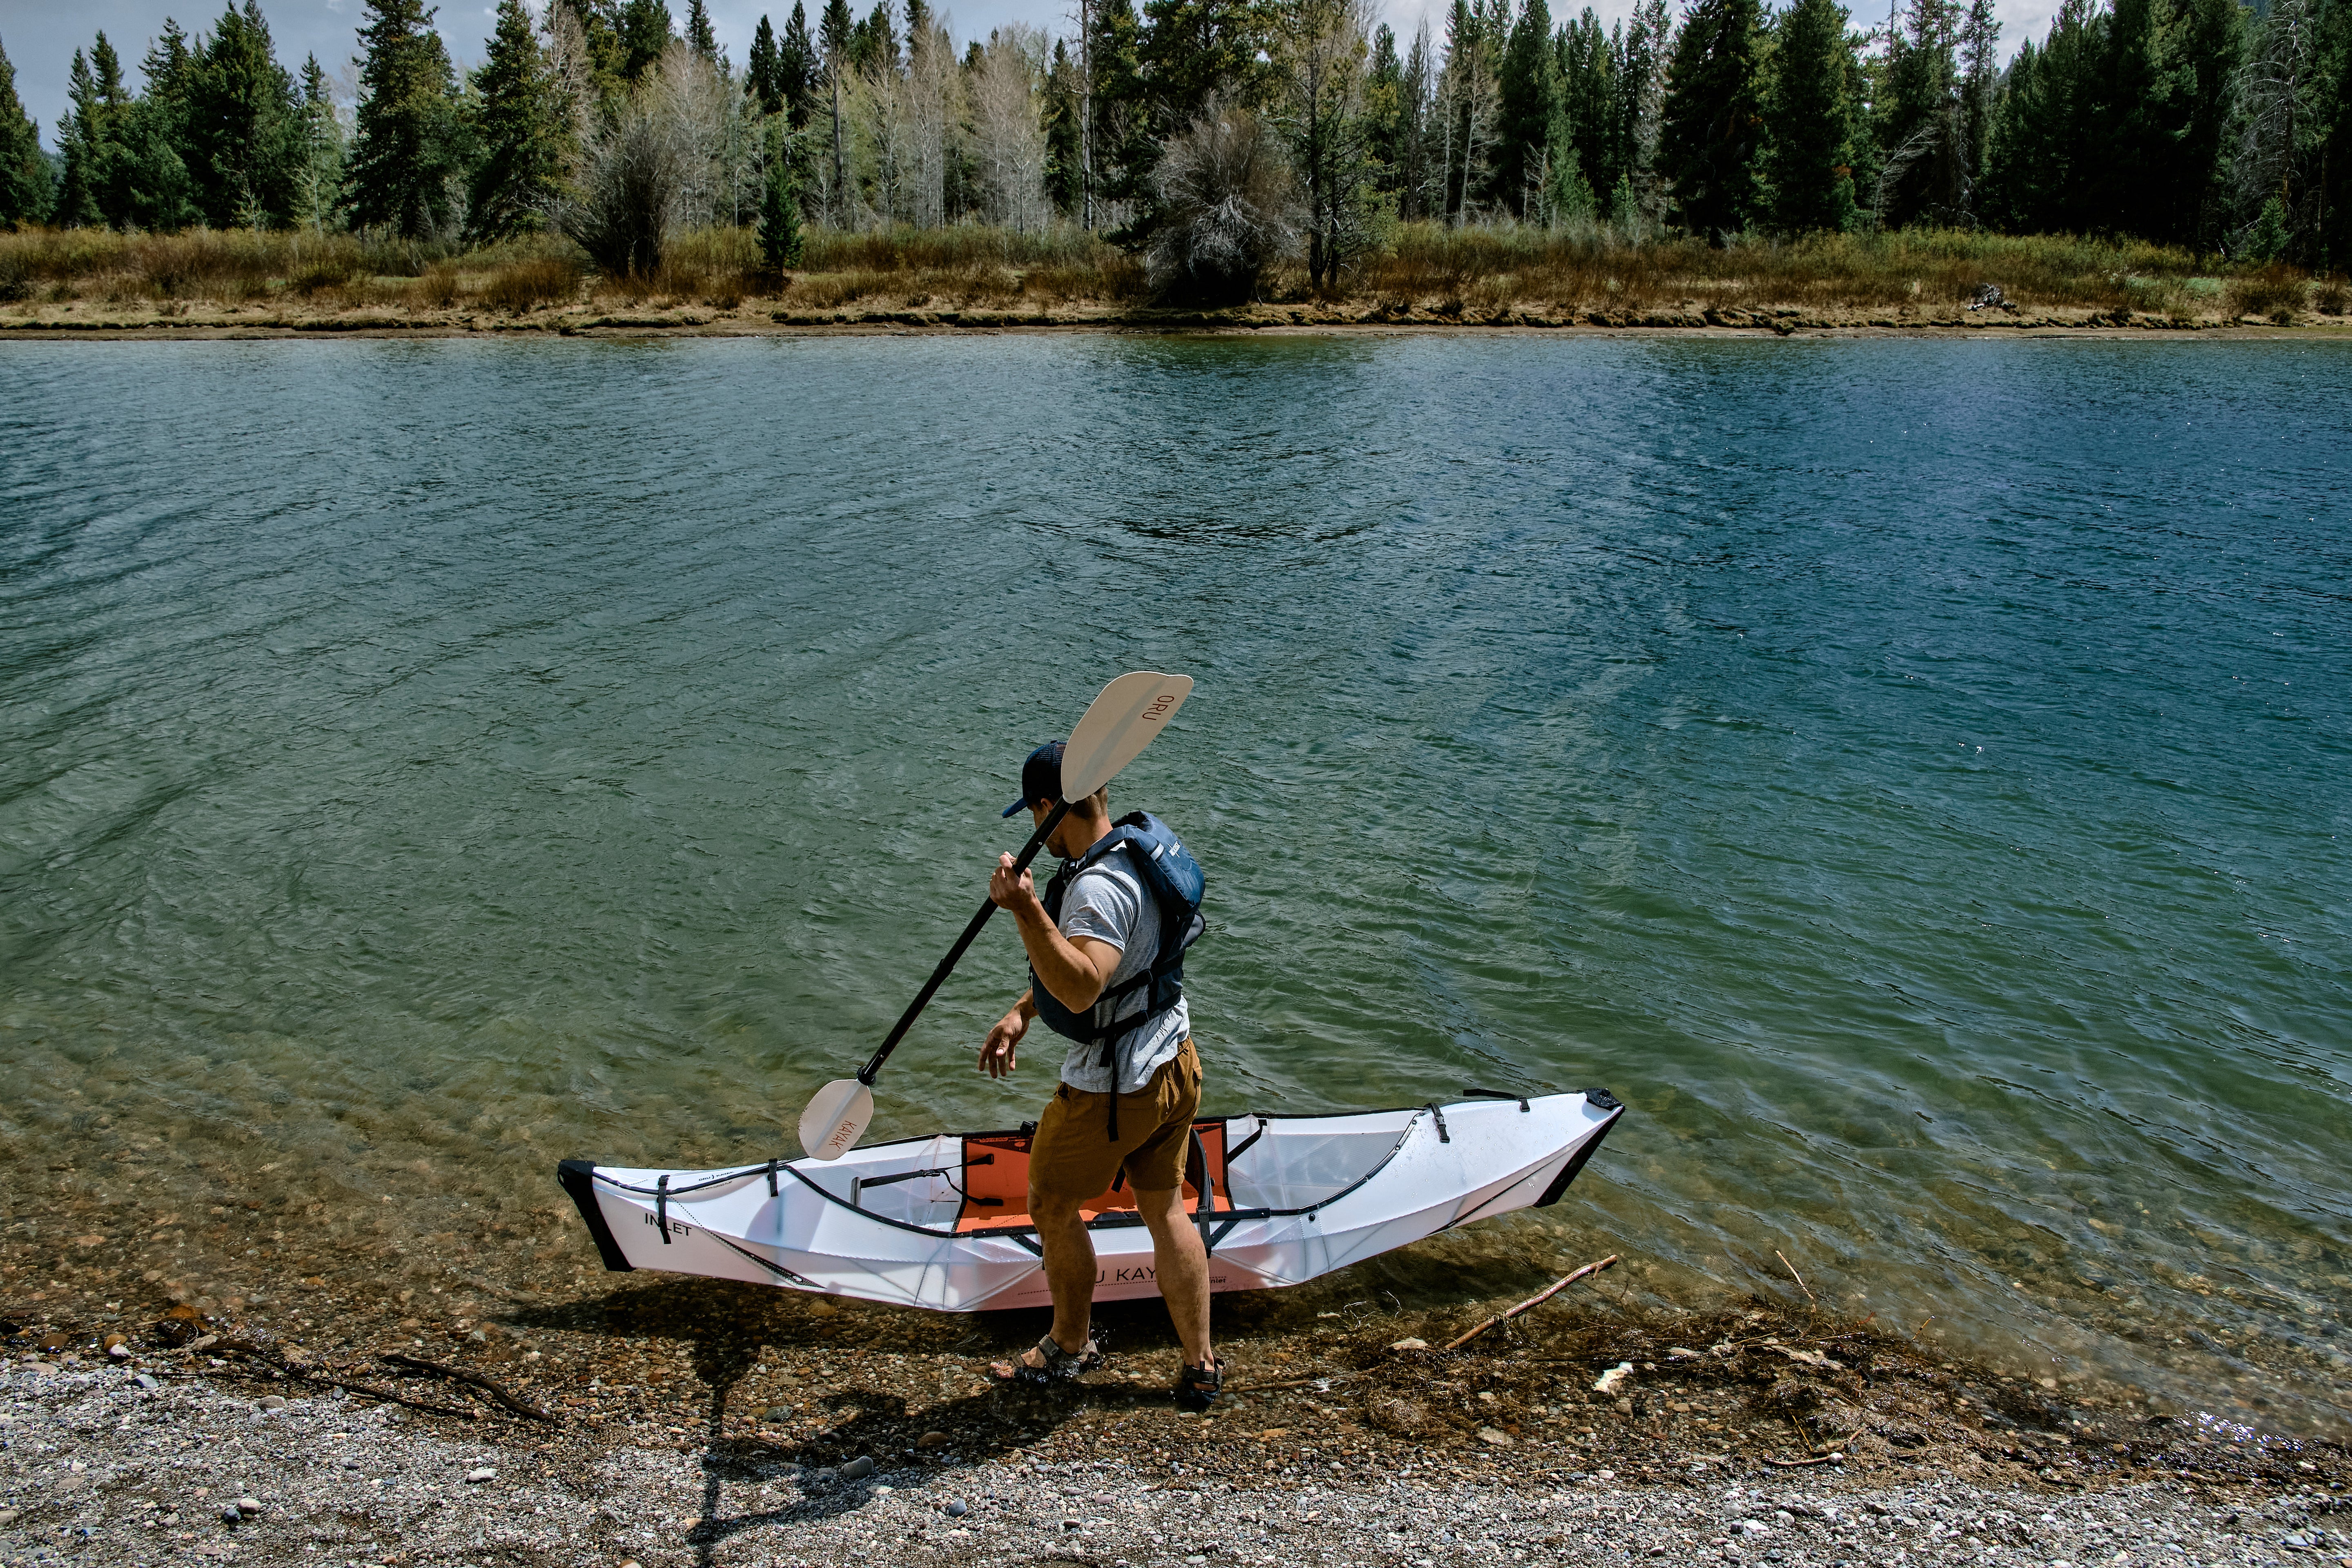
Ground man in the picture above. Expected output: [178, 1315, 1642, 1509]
[979, 740, 1221, 1410]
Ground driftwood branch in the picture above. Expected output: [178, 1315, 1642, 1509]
[1763, 1453, 1840, 1468]
[1441, 1255, 1619, 1352]
[381, 1352, 557, 1422]
[204, 1338, 484, 1421]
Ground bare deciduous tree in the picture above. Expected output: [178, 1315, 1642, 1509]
[1147, 102, 1303, 302]
[969, 26, 1053, 232]
[550, 44, 751, 276]
[1275, 0, 1379, 287]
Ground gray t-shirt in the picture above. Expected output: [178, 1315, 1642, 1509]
[1051, 848, 1191, 1094]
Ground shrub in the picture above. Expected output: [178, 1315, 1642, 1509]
[2313, 275, 2348, 315]
[1145, 104, 1302, 304]
[2225, 264, 2304, 321]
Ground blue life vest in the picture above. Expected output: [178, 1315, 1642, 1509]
[1031, 811, 1206, 1064]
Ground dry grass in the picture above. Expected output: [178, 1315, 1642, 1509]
[0, 220, 2324, 322]
[2225, 264, 2307, 322]
[479, 258, 583, 314]
[1339, 223, 2218, 315]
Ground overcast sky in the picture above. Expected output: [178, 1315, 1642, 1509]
[2, 0, 2051, 154]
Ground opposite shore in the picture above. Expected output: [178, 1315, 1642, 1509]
[8, 297, 2351, 336]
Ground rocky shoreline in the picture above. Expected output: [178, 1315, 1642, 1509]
[2, 1341, 2344, 1568]
[5, 1252, 2347, 1568]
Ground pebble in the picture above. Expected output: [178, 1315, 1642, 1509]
[236, 1497, 262, 1515]
[1594, 1361, 1635, 1395]
[220, 1505, 242, 1524]
[944, 1500, 968, 1518]
[1478, 1427, 1514, 1446]
[759, 1404, 796, 1421]
[1390, 1338, 1430, 1351]
[134, 1373, 159, 1390]
[465, 1467, 496, 1483]
[259, 1394, 287, 1410]
[841, 1455, 876, 1479]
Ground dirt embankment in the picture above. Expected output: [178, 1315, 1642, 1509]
[6, 294, 2350, 338]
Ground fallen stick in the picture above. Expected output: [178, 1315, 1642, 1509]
[1226, 1371, 1363, 1394]
[1776, 1250, 1818, 1309]
[1441, 1255, 1619, 1352]
[381, 1352, 557, 1422]
[205, 1339, 483, 1421]
[1763, 1453, 1840, 1468]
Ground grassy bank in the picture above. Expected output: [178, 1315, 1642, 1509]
[3, 222, 2345, 325]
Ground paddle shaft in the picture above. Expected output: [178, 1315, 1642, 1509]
[855, 799, 1071, 1086]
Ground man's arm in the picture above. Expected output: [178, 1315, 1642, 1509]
[988, 854, 1122, 1011]
[980, 987, 1036, 1078]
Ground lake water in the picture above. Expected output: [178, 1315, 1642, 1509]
[2, 334, 2345, 1430]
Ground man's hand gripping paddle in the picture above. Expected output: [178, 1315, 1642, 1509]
[797, 671, 1194, 1160]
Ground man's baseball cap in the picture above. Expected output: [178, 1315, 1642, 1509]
[1002, 740, 1068, 817]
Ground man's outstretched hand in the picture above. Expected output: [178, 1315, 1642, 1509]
[980, 1007, 1027, 1078]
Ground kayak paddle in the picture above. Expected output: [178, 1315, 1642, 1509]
[797, 670, 1195, 1160]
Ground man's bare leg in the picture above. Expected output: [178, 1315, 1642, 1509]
[1030, 1189, 1098, 1361]
[1135, 1186, 1213, 1370]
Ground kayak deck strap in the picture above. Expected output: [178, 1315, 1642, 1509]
[557, 1160, 635, 1273]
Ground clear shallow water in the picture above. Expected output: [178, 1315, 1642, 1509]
[2, 334, 2346, 1426]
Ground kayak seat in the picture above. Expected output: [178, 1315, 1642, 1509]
[954, 1122, 1232, 1233]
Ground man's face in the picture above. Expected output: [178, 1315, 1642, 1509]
[1031, 800, 1086, 859]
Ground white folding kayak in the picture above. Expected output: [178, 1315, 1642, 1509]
[558, 1089, 1623, 1313]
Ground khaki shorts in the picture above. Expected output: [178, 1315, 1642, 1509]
[1029, 1039, 1202, 1203]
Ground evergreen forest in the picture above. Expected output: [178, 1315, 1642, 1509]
[0, 0, 2348, 298]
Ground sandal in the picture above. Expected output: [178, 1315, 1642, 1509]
[1174, 1354, 1223, 1413]
[989, 1333, 1105, 1388]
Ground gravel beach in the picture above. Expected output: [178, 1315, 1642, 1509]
[5, 1319, 2345, 1568]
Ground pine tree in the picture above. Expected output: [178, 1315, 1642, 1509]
[0, 33, 52, 229]
[1557, 8, 1615, 199]
[1088, 0, 1153, 216]
[2164, 0, 2246, 248]
[1617, 0, 1671, 229]
[819, 0, 854, 214]
[1492, 0, 1564, 217]
[619, 0, 677, 82]
[1876, 0, 1967, 225]
[55, 47, 111, 228]
[1140, 0, 1272, 136]
[780, 2, 818, 125]
[748, 14, 785, 112]
[2316, 0, 2352, 266]
[185, 2, 302, 229]
[293, 53, 345, 229]
[1764, 0, 1857, 232]
[758, 121, 804, 266]
[468, 0, 565, 240]
[687, 0, 721, 61]
[1980, 0, 2097, 233]
[1958, 0, 1997, 199]
[122, 28, 202, 231]
[1659, 0, 1763, 238]
[1046, 38, 1084, 212]
[345, 0, 463, 236]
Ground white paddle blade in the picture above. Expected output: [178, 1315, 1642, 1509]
[1060, 671, 1194, 801]
[799, 1079, 874, 1161]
